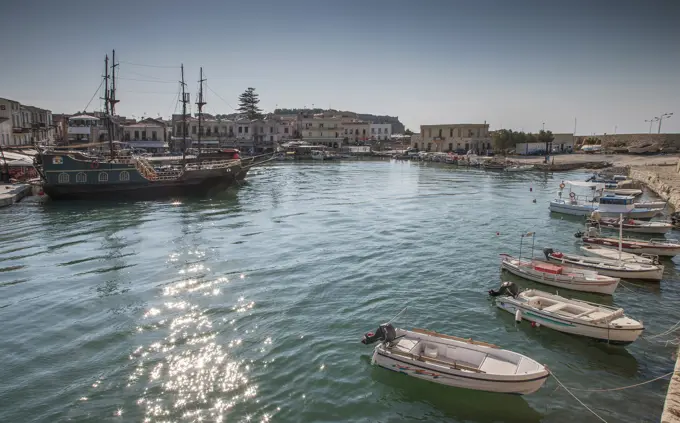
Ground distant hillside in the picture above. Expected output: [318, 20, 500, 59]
[271, 108, 406, 134]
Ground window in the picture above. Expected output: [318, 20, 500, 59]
[438, 129, 442, 137]
[458, 128, 461, 137]
[414, 143, 418, 149]
[134, 130, 140, 139]
[206, 128, 211, 135]
[260, 127, 264, 134]
[192, 126, 197, 134]
[99, 172, 108, 182]
[284, 127, 289, 134]
[378, 128, 382, 134]
[372, 128, 375, 134]
[335, 132, 339, 138]
[214, 126, 219, 134]
[450, 128, 453, 137]
[119, 171, 130, 181]
[270, 127, 273, 133]
[152, 131, 157, 140]
[477, 128, 480, 137]
[58, 172, 69, 183]
[319, 123, 324, 128]
[320, 132, 323, 137]
[362, 129, 366, 135]
[344, 129, 348, 135]
[427, 143, 431, 151]
[449, 143, 453, 151]
[428, 128, 431, 137]
[76, 172, 87, 183]
[142, 131, 147, 140]
[270, 136, 273, 142]
[245, 127, 249, 134]
[309, 132, 312, 136]
[238, 126, 243, 133]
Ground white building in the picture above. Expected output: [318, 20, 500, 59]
[123, 118, 168, 152]
[369, 123, 392, 140]
[0, 98, 54, 146]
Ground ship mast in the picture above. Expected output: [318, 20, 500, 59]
[108, 49, 119, 158]
[180, 64, 188, 161]
[102, 54, 112, 158]
[196, 67, 206, 167]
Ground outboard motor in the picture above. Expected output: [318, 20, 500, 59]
[543, 247, 554, 260]
[488, 281, 519, 298]
[361, 323, 397, 345]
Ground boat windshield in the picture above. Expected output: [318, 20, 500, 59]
[599, 195, 633, 205]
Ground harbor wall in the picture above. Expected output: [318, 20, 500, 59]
[661, 347, 680, 423]
[575, 133, 680, 149]
[629, 164, 680, 211]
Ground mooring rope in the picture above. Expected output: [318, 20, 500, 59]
[644, 319, 680, 340]
[554, 370, 675, 392]
[550, 372, 608, 423]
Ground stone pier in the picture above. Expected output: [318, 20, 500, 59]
[629, 165, 680, 211]
[0, 183, 31, 207]
[662, 348, 680, 423]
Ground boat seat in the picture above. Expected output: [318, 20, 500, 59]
[543, 303, 568, 313]
[393, 338, 420, 354]
[479, 356, 517, 375]
[446, 346, 487, 369]
[572, 307, 598, 318]
[515, 357, 541, 375]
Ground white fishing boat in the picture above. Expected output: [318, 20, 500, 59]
[505, 165, 534, 172]
[581, 236, 680, 257]
[603, 188, 643, 196]
[489, 282, 644, 345]
[580, 245, 659, 264]
[311, 150, 326, 160]
[500, 254, 619, 295]
[361, 323, 549, 395]
[593, 217, 672, 234]
[550, 183, 662, 218]
[543, 248, 663, 281]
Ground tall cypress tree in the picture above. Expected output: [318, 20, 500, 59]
[237, 87, 263, 120]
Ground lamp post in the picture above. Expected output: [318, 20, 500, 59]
[645, 118, 658, 134]
[658, 113, 673, 134]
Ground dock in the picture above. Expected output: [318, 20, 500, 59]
[0, 183, 32, 207]
[662, 348, 680, 423]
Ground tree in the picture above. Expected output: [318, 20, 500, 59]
[237, 87, 263, 120]
[537, 130, 554, 162]
[404, 128, 414, 135]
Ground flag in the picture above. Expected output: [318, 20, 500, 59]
[524, 232, 534, 237]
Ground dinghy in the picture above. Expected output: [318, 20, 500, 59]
[579, 245, 659, 264]
[489, 282, 644, 345]
[592, 217, 672, 234]
[500, 254, 619, 295]
[580, 236, 680, 257]
[361, 323, 549, 395]
[505, 165, 534, 172]
[543, 248, 663, 281]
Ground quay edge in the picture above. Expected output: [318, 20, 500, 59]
[629, 165, 680, 211]
[662, 347, 680, 423]
[0, 183, 31, 207]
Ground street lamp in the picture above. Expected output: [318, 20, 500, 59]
[657, 113, 673, 134]
[542, 122, 545, 131]
[645, 118, 658, 134]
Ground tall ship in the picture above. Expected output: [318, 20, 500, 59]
[35, 51, 250, 201]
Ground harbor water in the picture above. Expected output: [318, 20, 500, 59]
[1, 160, 678, 422]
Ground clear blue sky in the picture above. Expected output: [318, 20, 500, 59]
[1, 0, 678, 134]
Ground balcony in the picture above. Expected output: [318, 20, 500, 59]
[433, 136, 445, 141]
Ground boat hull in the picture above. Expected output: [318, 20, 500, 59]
[581, 238, 680, 257]
[597, 221, 672, 234]
[549, 201, 661, 218]
[43, 175, 237, 201]
[579, 246, 657, 264]
[546, 255, 663, 281]
[500, 258, 619, 295]
[495, 298, 642, 345]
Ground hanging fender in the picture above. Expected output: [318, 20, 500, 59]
[515, 309, 522, 323]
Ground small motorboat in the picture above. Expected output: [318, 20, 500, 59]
[603, 188, 642, 196]
[489, 282, 644, 345]
[482, 162, 506, 170]
[505, 165, 534, 172]
[543, 248, 663, 281]
[580, 245, 659, 264]
[500, 254, 619, 295]
[592, 217, 672, 234]
[580, 234, 680, 257]
[361, 323, 549, 395]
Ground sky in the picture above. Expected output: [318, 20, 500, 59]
[1, 0, 679, 135]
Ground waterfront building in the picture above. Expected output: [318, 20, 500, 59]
[123, 118, 168, 153]
[417, 123, 492, 153]
[0, 97, 54, 146]
[343, 120, 371, 145]
[369, 123, 392, 141]
[297, 112, 346, 148]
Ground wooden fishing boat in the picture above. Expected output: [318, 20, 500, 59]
[543, 248, 663, 281]
[361, 324, 549, 395]
[500, 254, 619, 295]
[579, 245, 659, 264]
[592, 217, 672, 234]
[489, 283, 644, 345]
[580, 236, 680, 257]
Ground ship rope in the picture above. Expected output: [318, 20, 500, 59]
[550, 372, 608, 422]
[552, 370, 675, 393]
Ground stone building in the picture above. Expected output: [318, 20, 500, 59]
[416, 123, 492, 153]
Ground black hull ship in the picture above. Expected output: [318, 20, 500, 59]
[36, 52, 260, 202]
[36, 151, 242, 201]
